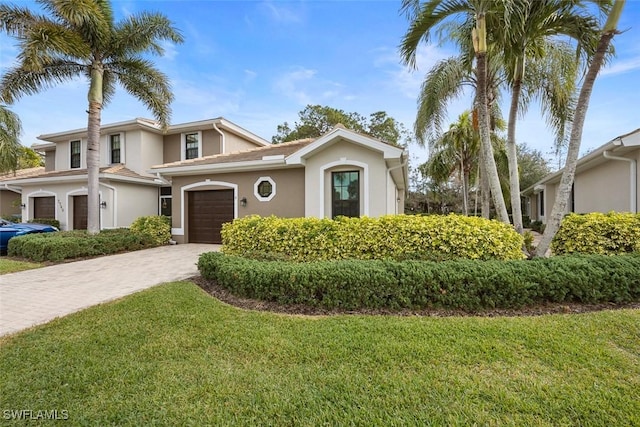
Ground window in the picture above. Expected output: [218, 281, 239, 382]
[538, 190, 545, 216]
[253, 177, 276, 201]
[70, 140, 81, 169]
[185, 132, 199, 160]
[110, 134, 121, 164]
[160, 187, 172, 217]
[332, 171, 359, 218]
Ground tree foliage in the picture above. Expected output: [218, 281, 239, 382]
[272, 105, 409, 146]
[0, 104, 21, 173]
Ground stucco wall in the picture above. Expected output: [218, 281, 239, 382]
[303, 139, 392, 218]
[202, 129, 222, 157]
[163, 133, 181, 165]
[573, 155, 633, 213]
[55, 139, 86, 170]
[225, 132, 263, 153]
[44, 151, 55, 172]
[18, 181, 158, 230]
[169, 168, 305, 243]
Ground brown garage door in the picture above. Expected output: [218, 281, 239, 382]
[73, 195, 88, 230]
[188, 190, 234, 244]
[33, 197, 55, 219]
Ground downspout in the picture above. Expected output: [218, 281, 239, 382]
[603, 150, 637, 213]
[213, 122, 225, 154]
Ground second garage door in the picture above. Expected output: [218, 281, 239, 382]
[188, 190, 234, 244]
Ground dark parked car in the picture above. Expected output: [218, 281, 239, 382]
[0, 219, 58, 254]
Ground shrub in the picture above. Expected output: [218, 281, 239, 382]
[530, 220, 545, 233]
[28, 218, 61, 229]
[198, 252, 640, 311]
[222, 214, 525, 262]
[130, 215, 171, 246]
[552, 212, 640, 255]
[8, 228, 157, 262]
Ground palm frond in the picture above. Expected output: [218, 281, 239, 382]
[1, 61, 86, 103]
[0, 105, 22, 172]
[109, 58, 173, 128]
[110, 11, 183, 58]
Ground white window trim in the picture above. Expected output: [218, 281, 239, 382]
[181, 131, 203, 161]
[253, 176, 276, 202]
[69, 139, 82, 169]
[109, 133, 125, 164]
[319, 159, 369, 218]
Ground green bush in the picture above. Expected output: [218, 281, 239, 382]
[8, 228, 157, 262]
[222, 214, 525, 261]
[28, 218, 61, 229]
[530, 220, 545, 233]
[130, 215, 171, 246]
[198, 252, 640, 311]
[552, 212, 640, 255]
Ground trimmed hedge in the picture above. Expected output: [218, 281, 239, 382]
[198, 252, 640, 311]
[552, 212, 640, 255]
[222, 214, 525, 261]
[8, 228, 159, 262]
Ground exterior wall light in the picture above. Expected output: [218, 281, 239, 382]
[240, 197, 247, 207]
[100, 201, 107, 208]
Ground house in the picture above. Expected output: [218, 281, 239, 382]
[522, 128, 639, 223]
[1, 119, 408, 244]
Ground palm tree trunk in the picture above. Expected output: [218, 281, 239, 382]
[86, 65, 104, 235]
[506, 56, 525, 233]
[476, 52, 510, 224]
[479, 153, 490, 218]
[460, 157, 469, 215]
[535, 0, 625, 257]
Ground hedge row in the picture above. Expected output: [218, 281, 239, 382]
[198, 252, 640, 311]
[222, 214, 525, 261]
[8, 228, 159, 262]
[553, 212, 640, 255]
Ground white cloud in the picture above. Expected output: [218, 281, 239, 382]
[258, 1, 303, 24]
[600, 55, 640, 76]
[274, 67, 317, 105]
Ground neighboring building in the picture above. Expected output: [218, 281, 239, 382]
[522, 128, 639, 223]
[0, 167, 45, 220]
[1, 119, 408, 244]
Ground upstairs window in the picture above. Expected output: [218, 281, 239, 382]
[110, 134, 121, 164]
[184, 132, 200, 160]
[332, 171, 360, 218]
[70, 140, 81, 169]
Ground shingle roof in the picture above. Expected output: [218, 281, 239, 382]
[151, 138, 315, 169]
[2, 164, 156, 182]
[0, 167, 45, 182]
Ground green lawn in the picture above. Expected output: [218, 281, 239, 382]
[0, 258, 42, 274]
[1, 282, 638, 426]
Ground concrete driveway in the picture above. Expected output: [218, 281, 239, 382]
[0, 244, 219, 337]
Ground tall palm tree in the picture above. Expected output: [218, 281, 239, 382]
[401, 0, 511, 224]
[424, 111, 479, 214]
[0, 0, 183, 233]
[535, 0, 626, 257]
[501, 0, 604, 233]
[0, 104, 22, 173]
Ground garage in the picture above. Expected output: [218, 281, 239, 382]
[33, 196, 55, 219]
[73, 195, 87, 230]
[188, 190, 234, 244]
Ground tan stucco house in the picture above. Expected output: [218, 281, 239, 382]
[1, 119, 408, 244]
[522, 128, 639, 223]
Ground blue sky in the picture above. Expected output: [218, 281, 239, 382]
[1, 0, 639, 170]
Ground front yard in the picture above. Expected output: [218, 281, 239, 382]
[1, 281, 638, 425]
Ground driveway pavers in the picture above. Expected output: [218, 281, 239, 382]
[0, 244, 218, 337]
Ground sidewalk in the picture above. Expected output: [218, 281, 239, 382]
[0, 244, 218, 337]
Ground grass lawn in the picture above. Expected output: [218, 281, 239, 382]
[0, 258, 42, 274]
[1, 281, 638, 426]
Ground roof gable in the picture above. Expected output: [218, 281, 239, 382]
[286, 127, 404, 165]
